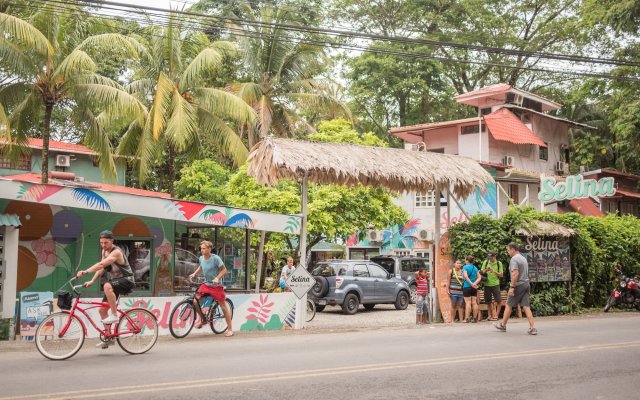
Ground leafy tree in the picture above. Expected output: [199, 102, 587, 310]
[0, 7, 146, 183]
[228, 5, 350, 146]
[118, 14, 256, 195]
[308, 118, 387, 147]
[174, 159, 231, 204]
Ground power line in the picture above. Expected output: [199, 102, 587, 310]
[9, 1, 640, 82]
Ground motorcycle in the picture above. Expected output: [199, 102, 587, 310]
[603, 266, 640, 312]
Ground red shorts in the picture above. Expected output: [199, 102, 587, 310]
[197, 283, 226, 302]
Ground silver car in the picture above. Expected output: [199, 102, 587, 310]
[308, 260, 411, 315]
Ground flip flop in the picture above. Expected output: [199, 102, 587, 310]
[224, 331, 234, 337]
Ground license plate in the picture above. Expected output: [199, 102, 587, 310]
[317, 300, 327, 305]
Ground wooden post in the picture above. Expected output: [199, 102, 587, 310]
[254, 230, 266, 293]
[294, 175, 309, 329]
[433, 184, 441, 322]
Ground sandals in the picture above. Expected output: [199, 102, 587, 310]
[528, 327, 538, 335]
[224, 331, 234, 337]
[494, 322, 507, 332]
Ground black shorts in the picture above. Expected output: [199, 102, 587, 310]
[507, 283, 530, 308]
[102, 277, 134, 301]
[484, 285, 501, 304]
[463, 287, 478, 297]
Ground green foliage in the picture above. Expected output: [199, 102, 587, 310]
[308, 118, 387, 147]
[448, 206, 640, 315]
[174, 159, 231, 204]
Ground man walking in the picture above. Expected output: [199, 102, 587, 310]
[495, 242, 537, 335]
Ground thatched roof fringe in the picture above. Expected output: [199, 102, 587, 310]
[515, 221, 576, 237]
[247, 138, 494, 198]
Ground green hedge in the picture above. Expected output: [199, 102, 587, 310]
[448, 207, 640, 316]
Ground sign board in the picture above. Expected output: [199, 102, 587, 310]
[519, 236, 571, 282]
[19, 292, 54, 341]
[286, 266, 315, 299]
[538, 175, 615, 203]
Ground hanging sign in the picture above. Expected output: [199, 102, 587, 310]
[538, 175, 615, 203]
[519, 237, 571, 282]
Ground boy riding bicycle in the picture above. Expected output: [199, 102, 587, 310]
[189, 240, 234, 337]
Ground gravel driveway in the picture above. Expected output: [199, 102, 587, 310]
[305, 303, 419, 331]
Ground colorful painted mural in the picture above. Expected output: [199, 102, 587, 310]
[0, 179, 301, 234]
[20, 292, 298, 338]
[346, 219, 421, 252]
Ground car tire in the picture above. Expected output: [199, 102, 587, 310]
[364, 304, 375, 311]
[311, 277, 329, 297]
[341, 293, 359, 315]
[409, 284, 417, 304]
[395, 291, 409, 310]
[315, 305, 326, 312]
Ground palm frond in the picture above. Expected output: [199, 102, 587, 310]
[81, 109, 118, 181]
[179, 44, 228, 90]
[0, 38, 38, 76]
[53, 49, 96, 80]
[72, 79, 147, 121]
[227, 82, 262, 105]
[126, 78, 155, 96]
[197, 107, 248, 167]
[193, 87, 256, 125]
[0, 12, 52, 57]
[164, 87, 197, 151]
[150, 72, 174, 140]
[0, 103, 10, 141]
[256, 95, 273, 138]
[77, 33, 148, 60]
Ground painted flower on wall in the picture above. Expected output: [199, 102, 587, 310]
[51, 210, 83, 244]
[31, 239, 57, 267]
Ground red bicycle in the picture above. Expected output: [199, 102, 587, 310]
[35, 278, 158, 360]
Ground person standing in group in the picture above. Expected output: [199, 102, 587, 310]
[279, 257, 296, 291]
[462, 255, 481, 323]
[495, 242, 537, 335]
[415, 267, 430, 326]
[189, 240, 234, 337]
[481, 252, 503, 321]
[444, 259, 465, 323]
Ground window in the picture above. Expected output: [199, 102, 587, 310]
[115, 239, 152, 290]
[427, 148, 445, 153]
[368, 264, 389, 279]
[480, 108, 492, 116]
[415, 192, 435, 207]
[0, 153, 31, 170]
[539, 143, 549, 161]
[461, 125, 485, 135]
[394, 250, 411, 256]
[414, 252, 430, 261]
[372, 257, 395, 275]
[349, 248, 379, 260]
[311, 263, 346, 277]
[509, 184, 520, 204]
[401, 259, 429, 273]
[353, 264, 369, 277]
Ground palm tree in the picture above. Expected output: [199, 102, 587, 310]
[229, 5, 350, 146]
[0, 8, 147, 183]
[119, 13, 256, 195]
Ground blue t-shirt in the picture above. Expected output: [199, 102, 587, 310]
[462, 264, 478, 288]
[199, 254, 224, 286]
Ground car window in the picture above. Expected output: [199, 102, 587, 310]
[353, 264, 370, 277]
[412, 260, 429, 270]
[372, 258, 394, 274]
[368, 264, 389, 279]
[311, 263, 347, 277]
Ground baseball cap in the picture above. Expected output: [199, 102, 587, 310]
[99, 230, 114, 239]
[487, 252, 496, 258]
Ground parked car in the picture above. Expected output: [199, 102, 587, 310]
[174, 248, 200, 290]
[309, 260, 411, 315]
[370, 255, 431, 303]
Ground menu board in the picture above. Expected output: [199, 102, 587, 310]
[519, 237, 571, 282]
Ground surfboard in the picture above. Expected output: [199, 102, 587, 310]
[436, 231, 454, 323]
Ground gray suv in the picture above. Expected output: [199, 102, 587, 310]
[370, 256, 430, 304]
[309, 260, 411, 315]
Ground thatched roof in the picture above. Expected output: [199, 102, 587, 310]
[247, 137, 494, 197]
[515, 221, 576, 237]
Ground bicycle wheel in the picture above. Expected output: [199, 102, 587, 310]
[116, 308, 158, 355]
[169, 300, 196, 339]
[306, 299, 316, 322]
[35, 311, 85, 360]
[210, 299, 234, 334]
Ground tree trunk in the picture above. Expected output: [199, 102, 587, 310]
[167, 144, 176, 197]
[41, 103, 54, 184]
[398, 94, 407, 127]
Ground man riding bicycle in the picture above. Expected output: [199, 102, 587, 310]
[76, 230, 134, 348]
[189, 240, 234, 337]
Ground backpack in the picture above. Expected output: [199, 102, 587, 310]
[481, 260, 506, 287]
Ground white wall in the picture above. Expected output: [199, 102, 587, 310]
[424, 127, 459, 154]
[1, 227, 18, 319]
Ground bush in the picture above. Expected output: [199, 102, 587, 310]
[448, 206, 640, 315]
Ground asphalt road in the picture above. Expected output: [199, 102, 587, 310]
[0, 313, 639, 400]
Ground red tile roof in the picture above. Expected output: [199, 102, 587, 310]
[454, 84, 512, 101]
[483, 108, 547, 147]
[568, 198, 604, 217]
[615, 189, 640, 200]
[0, 173, 171, 199]
[27, 138, 97, 155]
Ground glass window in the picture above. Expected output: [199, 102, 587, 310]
[215, 227, 248, 290]
[461, 125, 485, 134]
[173, 248, 200, 291]
[115, 239, 152, 290]
[0, 153, 31, 170]
[353, 264, 369, 277]
[368, 264, 388, 279]
[372, 258, 394, 275]
[415, 192, 435, 208]
[312, 263, 346, 277]
[539, 143, 549, 161]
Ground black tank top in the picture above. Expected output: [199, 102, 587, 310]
[103, 247, 134, 283]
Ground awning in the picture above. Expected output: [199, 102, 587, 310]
[615, 189, 640, 200]
[0, 214, 21, 227]
[568, 198, 604, 217]
[483, 108, 547, 147]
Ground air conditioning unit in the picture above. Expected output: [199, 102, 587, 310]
[579, 165, 587, 174]
[417, 229, 433, 241]
[502, 155, 514, 167]
[55, 154, 71, 167]
[555, 161, 569, 175]
[408, 142, 425, 152]
[368, 230, 385, 242]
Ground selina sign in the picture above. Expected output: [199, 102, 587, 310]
[538, 175, 616, 203]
